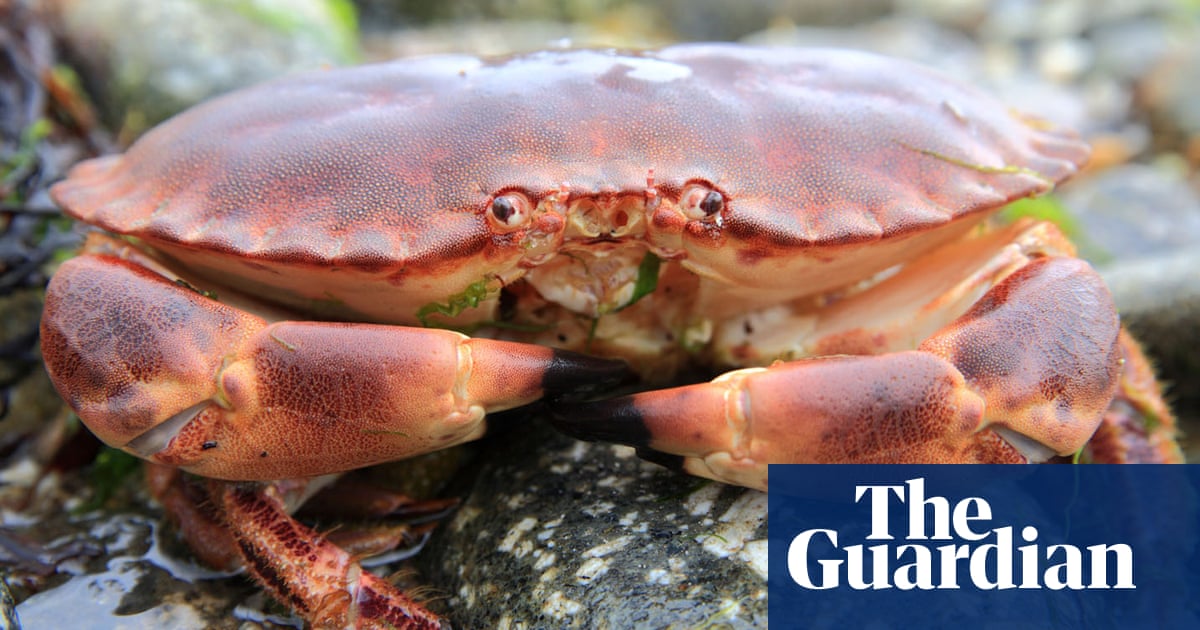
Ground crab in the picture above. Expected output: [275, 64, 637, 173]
[40, 44, 1180, 627]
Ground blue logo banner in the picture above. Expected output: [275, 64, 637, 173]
[768, 465, 1200, 629]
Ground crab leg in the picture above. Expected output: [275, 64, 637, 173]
[41, 254, 629, 480]
[1086, 330, 1183, 464]
[148, 465, 444, 625]
[552, 256, 1122, 490]
[198, 474, 445, 629]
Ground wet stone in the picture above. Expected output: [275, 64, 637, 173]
[10, 510, 254, 630]
[418, 417, 767, 629]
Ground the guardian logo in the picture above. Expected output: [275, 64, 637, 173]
[787, 478, 1135, 591]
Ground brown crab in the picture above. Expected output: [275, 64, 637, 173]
[40, 45, 1179, 627]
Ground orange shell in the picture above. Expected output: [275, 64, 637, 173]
[51, 44, 1088, 278]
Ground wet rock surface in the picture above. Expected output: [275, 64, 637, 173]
[11, 510, 252, 630]
[1, 440, 266, 630]
[420, 419, 767, 629]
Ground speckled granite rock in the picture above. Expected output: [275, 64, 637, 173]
[420, 417, 767, 629]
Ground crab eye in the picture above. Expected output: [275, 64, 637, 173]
[700, 191, 724, 216]
[681, 185, 725, 221]
[488, 193, 531, 231]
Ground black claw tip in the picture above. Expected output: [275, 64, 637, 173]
[549, 396, 653, 448]
[541, 349, 634, 400]
[635, 447, 687, 473]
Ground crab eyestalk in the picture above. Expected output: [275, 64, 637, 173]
[41, 254, 631, 481]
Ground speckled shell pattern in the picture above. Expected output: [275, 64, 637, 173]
[50, 44, 1088, 279]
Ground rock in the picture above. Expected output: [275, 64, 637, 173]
[1060, 162, 1200, 260]
[657, 0, 894, 40]
[7, 500, 255, 630]
[419, 417, 767, 628]
[0, 577, 17, 630]
[1103, 252, 1200, 371]
[1090, 17, 1175, 82]
[894, 0, 992, 31]
[357, 0, 893, 41]
[362, 19, 664, 61]
[977, 0, 1089, 40]
[1141, 21, 1200, 152]
[743, 15, 981, 76]
[48, 0, 359, 136]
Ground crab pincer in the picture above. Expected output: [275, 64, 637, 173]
[42, 250, 631, 481]
[553, 255, 1123, 491]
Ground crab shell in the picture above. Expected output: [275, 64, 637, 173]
[50, 44, 1085, 327]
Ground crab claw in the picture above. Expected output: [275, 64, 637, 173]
[41, 254, 630, 480]
[552, 256, 1121, 491]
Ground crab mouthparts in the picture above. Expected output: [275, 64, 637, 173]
[523, 242, 658, 318]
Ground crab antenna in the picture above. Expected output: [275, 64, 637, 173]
[645, 168, 659, 210]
